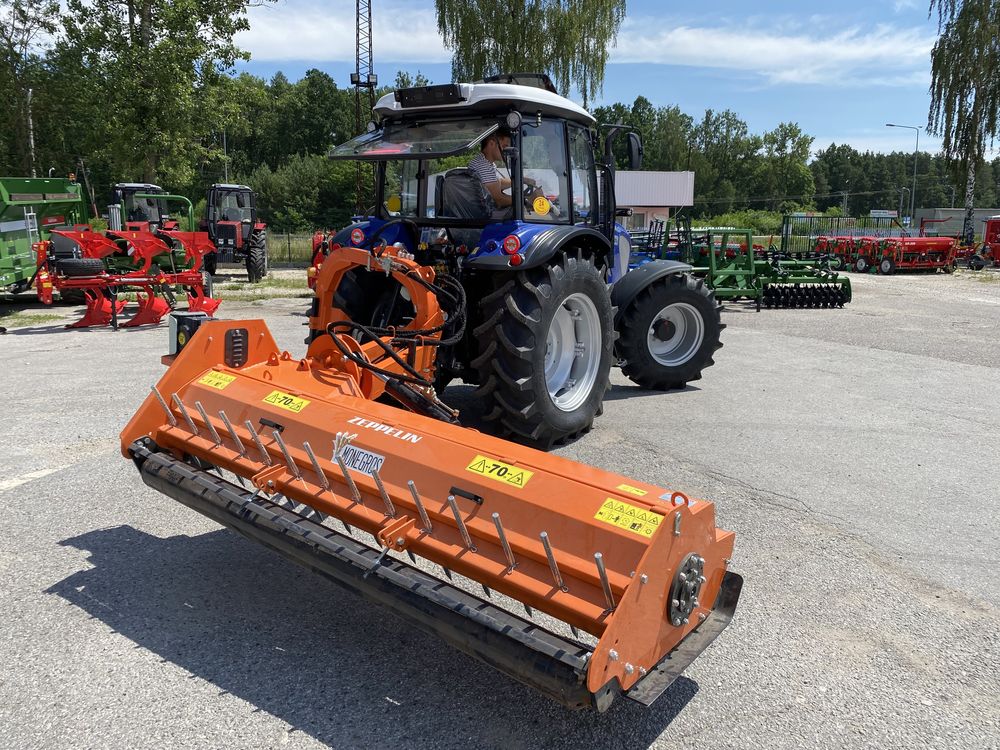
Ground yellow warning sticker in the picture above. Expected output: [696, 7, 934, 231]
[616, 483, 648, 497]
[262, 390, 310, 413]
[198, 371, 236, 390]
[594, 498, 663, 538]
[465, 454, 534, 489]
[532, 196, 551, 215]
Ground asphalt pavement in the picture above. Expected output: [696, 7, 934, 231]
[0, 269, 997, 749]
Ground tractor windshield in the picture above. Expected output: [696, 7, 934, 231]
[212, 191, 253, 223]
[330, 119, 499, 160]
[124, 193, 165, 223]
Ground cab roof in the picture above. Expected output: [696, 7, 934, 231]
[373, 80, 595, 126]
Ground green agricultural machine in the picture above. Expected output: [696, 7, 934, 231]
[645, 220, 851, 309]
[0, 177, 88, 293]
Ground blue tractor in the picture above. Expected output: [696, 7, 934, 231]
[313, 73, 722, 447]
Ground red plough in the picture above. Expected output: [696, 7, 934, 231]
[33, 228, 220, 329]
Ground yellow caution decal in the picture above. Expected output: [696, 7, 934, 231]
[594, 498, 662, 538]
[465, 454, 534, 489]
[198, 371, 236, 390]
[262, 390, 310, 413]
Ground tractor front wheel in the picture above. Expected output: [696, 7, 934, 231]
[246, 230, 268, 283]
[473, 249, 614, 448]
[617, 273, 722, 390]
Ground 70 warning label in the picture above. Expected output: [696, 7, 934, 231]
[594, 498, 662, 538]
[465, 454, 533, 489]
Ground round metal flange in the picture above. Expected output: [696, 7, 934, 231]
[669, 553, 707, 626]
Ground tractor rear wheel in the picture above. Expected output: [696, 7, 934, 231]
[202, 252, 218, 276]
[617, 273, 722, 390]
[473, 249, 614, 448]
[246, 230, 268, 283]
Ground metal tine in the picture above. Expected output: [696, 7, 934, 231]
[492, 512, 516, 572]
[407, 480, 432, 533]
[540, 531, 568, 592]
[332, 432, 363, 504]
[272, 430, 302, 480]
[244, 420, 272, 466]
[406, 551, 417, 563]
[570, 625, 580, 638]
[446, 495, 476, 552]
[171, 393, 199, 435]
[193, 401, 222, 445]
[481, 584, 492, 598]
[302, 441, 330, 492]
[218, 410, 246, 456]
[372, 468, 395, 518]
[334, 454, 362, 504]
[594, 552, 616, 612]
[151, 386, 177, 426]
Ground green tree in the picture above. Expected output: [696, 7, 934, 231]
[928, 0, 1000, 242]
[59, 0, 265, 186]
[0, 0, 58, 174]
[434, 0, 625, 105]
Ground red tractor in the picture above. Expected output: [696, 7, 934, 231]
[967, 216, 1000, 270]
[199, 184, 268, 282]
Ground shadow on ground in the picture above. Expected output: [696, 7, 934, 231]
[48, 525, 696, 750]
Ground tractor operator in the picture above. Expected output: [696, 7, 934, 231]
[469, 128, 543, 217]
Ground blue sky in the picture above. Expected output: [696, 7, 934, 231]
[235, 0, 944, 155]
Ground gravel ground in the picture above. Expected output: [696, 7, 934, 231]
[0, 269, 997, 750]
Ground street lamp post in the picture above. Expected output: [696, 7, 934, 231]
[886, 123, 920, 226]
[898, 187, 910, 219]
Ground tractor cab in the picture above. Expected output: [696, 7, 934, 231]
[204, 183, 258, 250]
[328, 73, 641, 282]
[108, 183, 177, 232]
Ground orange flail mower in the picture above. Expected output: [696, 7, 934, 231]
[121, 241, 740, 711]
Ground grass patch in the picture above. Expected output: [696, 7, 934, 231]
[0, 311, 63, 328]
[955, 269, 1000, 283]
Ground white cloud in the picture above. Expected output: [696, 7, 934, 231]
[237, 0, 449, 63]
[610, 21, 934, 87]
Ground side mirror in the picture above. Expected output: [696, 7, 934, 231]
[615, 207, 634, 217]
[627, 132, 643, 170]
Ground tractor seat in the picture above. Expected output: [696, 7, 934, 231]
[435, 168, 492, 249]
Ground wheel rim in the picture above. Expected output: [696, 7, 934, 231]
[543, 292, 602, 412]
[881, 260, 891, 273]
[646, 302, 705, 367]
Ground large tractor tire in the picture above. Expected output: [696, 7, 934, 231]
[202, 252, 218, 276]
[616, 273, 722, 390]
[968, 255, 986, 271]
[473, 249, 614, 448]
[246, 230, 268, 283]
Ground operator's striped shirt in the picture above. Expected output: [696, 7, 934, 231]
[468, 153, 500, 186]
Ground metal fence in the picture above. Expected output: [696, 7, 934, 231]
[212, 233, 315, 266]
[780, 215, 907, 255]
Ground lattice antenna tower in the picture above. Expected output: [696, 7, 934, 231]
[351, 0, 377, 213]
